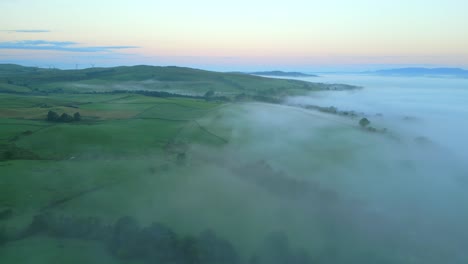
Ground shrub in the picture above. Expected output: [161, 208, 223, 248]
[204, 90, 215, 97]
[359, 117, 370, 127]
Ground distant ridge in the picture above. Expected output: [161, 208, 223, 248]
[250, 71, 318, 77]
[370, 67, 468, 78]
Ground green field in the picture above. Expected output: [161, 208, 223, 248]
[0, 89, 247, 263]
[1, 65, 409, 264]
[0, 92, 389, 263]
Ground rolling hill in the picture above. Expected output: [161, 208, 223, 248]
[0, 64, 355, 100]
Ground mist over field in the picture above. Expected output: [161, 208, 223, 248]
[1, 63, 468, 263]
[2, 0, 468, 262]
[172, 76, 468, 263]
[126, 74, 468, 263]
[287, 75, 468, 161]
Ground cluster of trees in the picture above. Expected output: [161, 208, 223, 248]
[304, 105, 359, 117]
[7, 212, 314, 264]
[20, 213, 240, 264]
[47, 110, 81, 122]
[358, 118, 386, 133]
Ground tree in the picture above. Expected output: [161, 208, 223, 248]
[359, 118, 370, 127]
[177, 153, 187, 166]
[204, 90, 215, 98]
[47, 110, 59, 121]
[59, 113, 74, 122]
[73, 112, 81, 121]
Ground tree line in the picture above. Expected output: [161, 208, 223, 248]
[0, 212, 314, 264]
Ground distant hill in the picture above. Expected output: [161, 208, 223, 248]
[250, 71, 318, 77]
[0, 64, 45, 76]
[371, 67, 468, 78]
[0, 64, 357, 100]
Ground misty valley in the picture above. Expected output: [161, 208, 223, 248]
[1, 65, 468, 264]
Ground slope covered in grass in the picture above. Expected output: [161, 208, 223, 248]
[0, 64, 357, 99]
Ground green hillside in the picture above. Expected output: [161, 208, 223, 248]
[0, 64, 357, 99]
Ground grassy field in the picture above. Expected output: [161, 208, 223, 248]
[0, 90, 240, 261]
[0, 92, 224, 157]
[0, 65, 380, 264]
[0, 91, 370, 258]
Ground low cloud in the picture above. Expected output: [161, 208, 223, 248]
[1, 29, 51, 33]
[0, 40, 139, 52]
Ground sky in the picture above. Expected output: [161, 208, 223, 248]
[1, 0, 467, 71]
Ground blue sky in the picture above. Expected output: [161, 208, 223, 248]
[1, 0, 467, 71]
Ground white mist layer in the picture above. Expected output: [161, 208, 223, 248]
[287, 74, 468, 162]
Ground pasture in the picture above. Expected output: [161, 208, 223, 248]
[0, 65, 368, 263]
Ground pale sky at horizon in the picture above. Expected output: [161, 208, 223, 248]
[1, 0, 467, 71]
